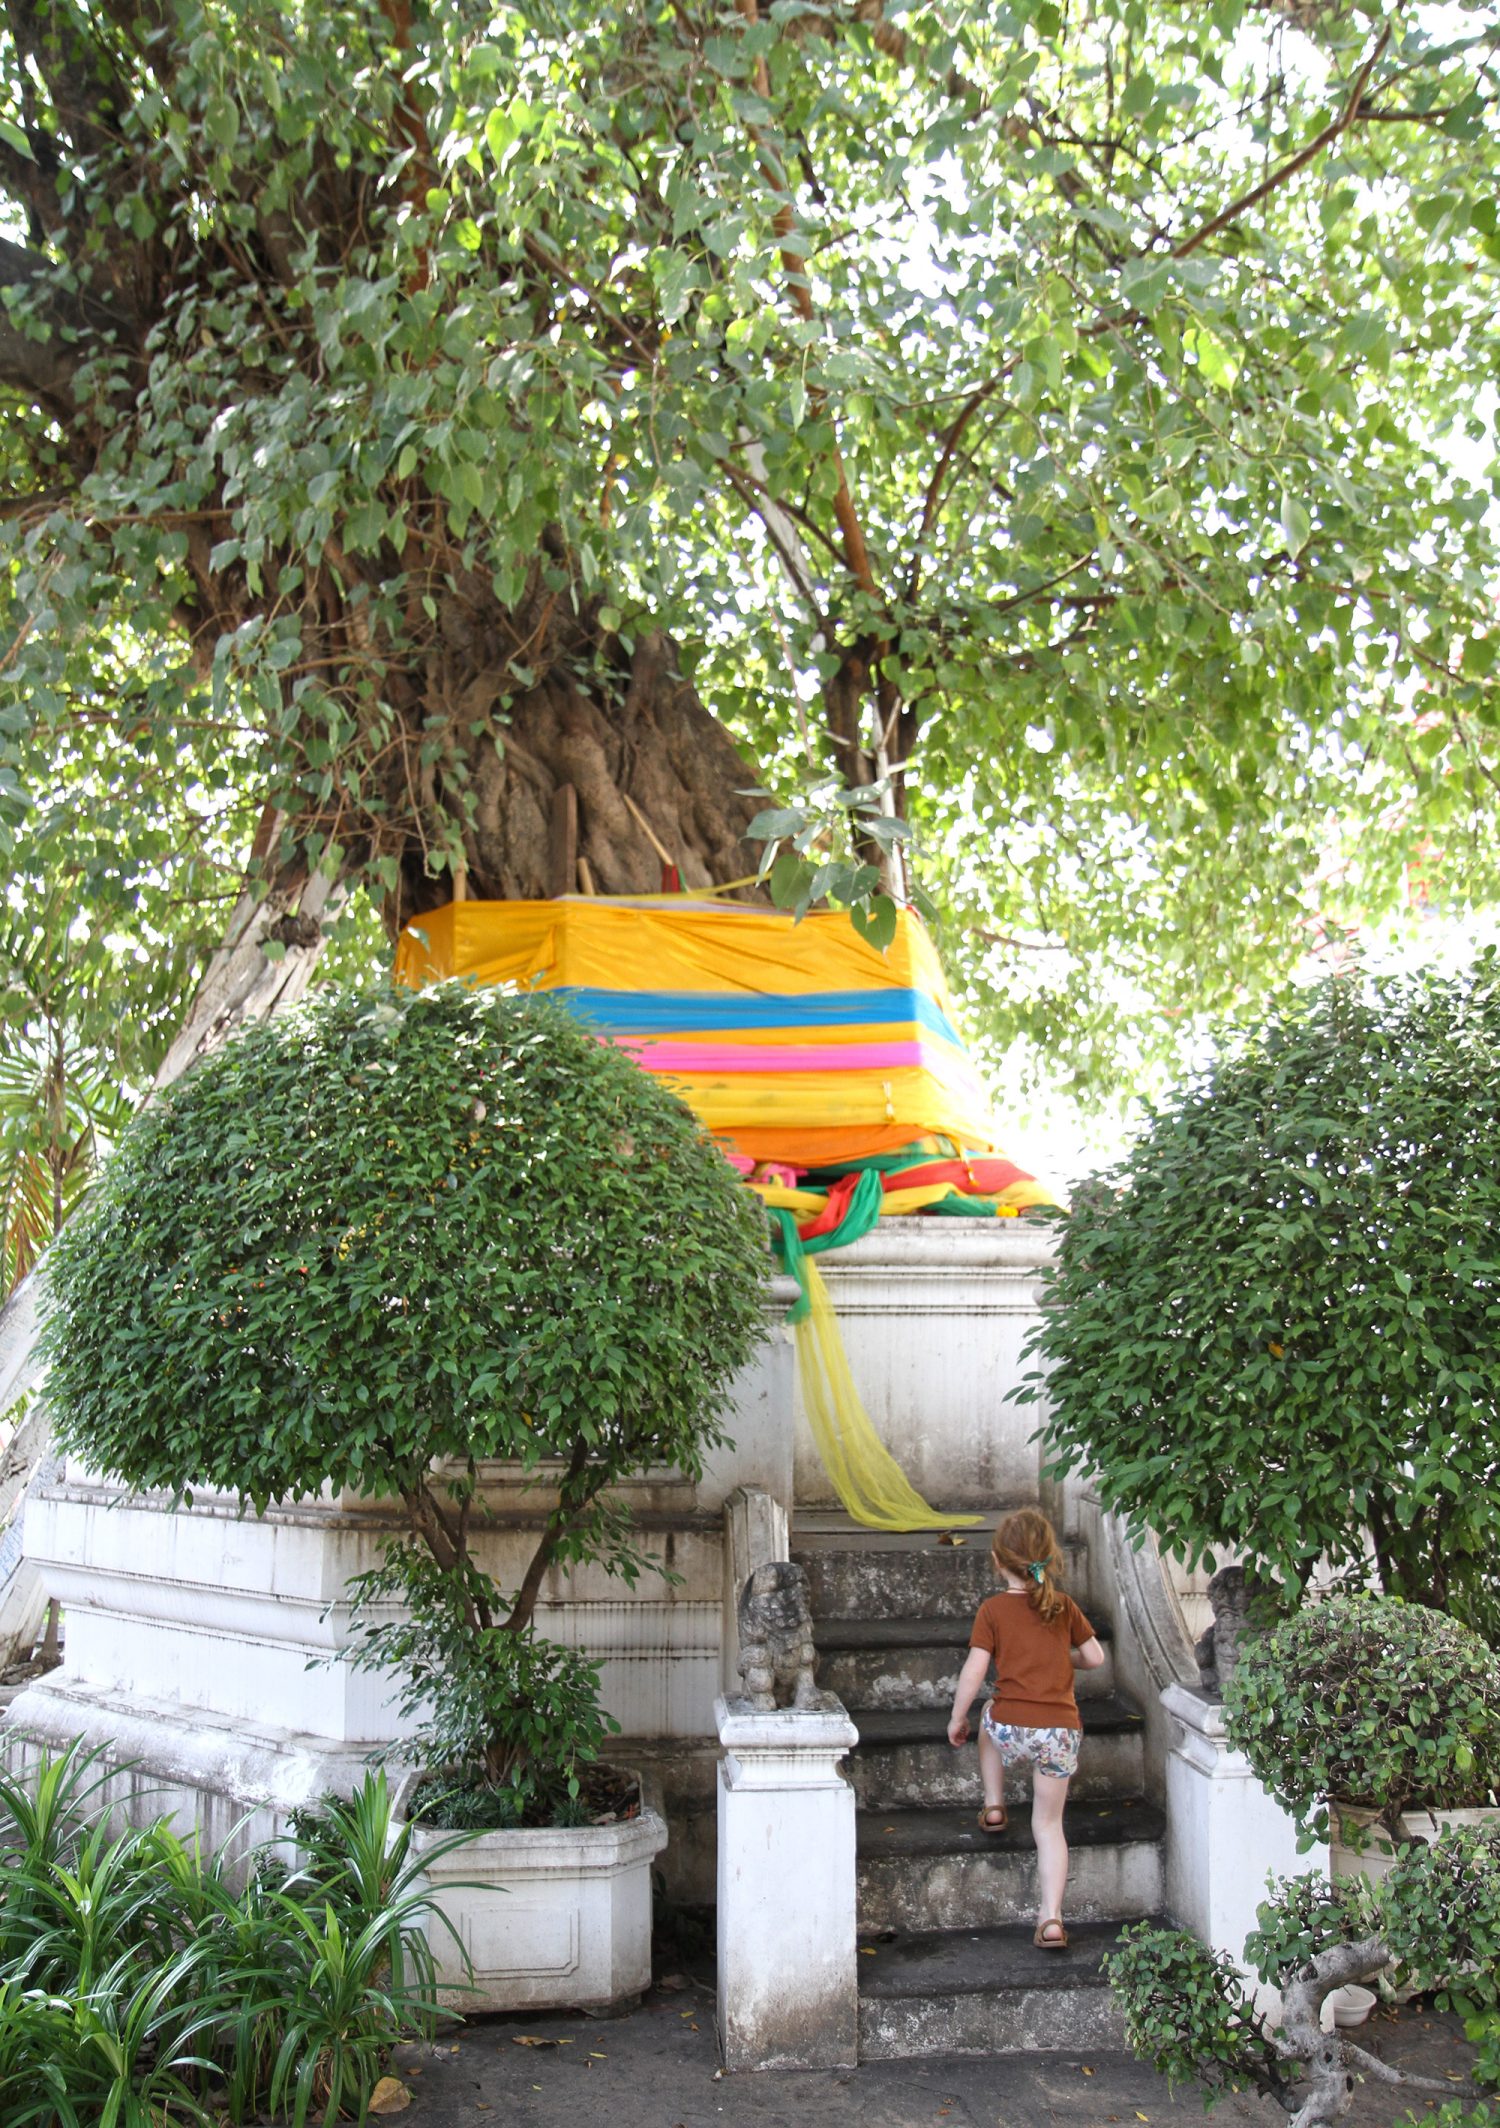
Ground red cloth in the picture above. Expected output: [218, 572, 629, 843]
[795, 1172, 864, 1242]
[882, 1157, 1027, 1197]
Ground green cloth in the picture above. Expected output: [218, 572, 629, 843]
[768, 1167, 885, 1322]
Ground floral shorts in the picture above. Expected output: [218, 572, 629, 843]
[980, 1708, 1081, 1781]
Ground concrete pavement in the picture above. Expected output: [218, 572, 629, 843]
[389, 1979, 1480, 2127]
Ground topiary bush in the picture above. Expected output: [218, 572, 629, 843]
[1104, 1923, 1290, 2107]
[1029, 957, 1500, 1639]
[42, 982, 770, 1818]
[1222, 1596, 1500, 1842]
[1384, 1821, 1500, 2090]
[1109, 1833, 1500, 2128]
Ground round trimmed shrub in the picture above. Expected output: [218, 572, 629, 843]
[41, 982, 771, 1813]
[1030, 957, 1500, 1638]
[43, 981, 770, 1511]
[1223, 1596, 1500, 1834]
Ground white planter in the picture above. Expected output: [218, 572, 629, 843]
[1160, 1684, 1328, 2019]
[1326, 1983, 1376, 2030]
[1330, 1801, 1500, 2006]
[1331, 1800, 1500, 1887]
[1329, 1803, 1401, 1888]
[1399, 1803, 1500, 1844]
[398, 1785, 669, 2014]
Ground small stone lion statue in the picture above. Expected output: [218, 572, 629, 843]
[737, 1561, 820, 1712]
[1195, 1564, 1276, 1694]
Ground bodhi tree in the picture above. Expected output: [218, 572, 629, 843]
[1, 0, 1499, 1092]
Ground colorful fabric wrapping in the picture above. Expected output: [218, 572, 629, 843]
[394, 893, 1052, 1533]
[394, 895, 954, 998]
[393, 896, 1056, 1192]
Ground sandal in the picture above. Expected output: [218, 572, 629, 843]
[976, 1804, 1009, 1833]
[1033, 1918, 1069, 1951]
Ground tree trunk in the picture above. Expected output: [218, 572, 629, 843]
[393, 622, 763, 927]
[159, 601, 763, 1081]
[151, 862, 343, 1092]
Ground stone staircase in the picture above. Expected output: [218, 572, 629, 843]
[792, 1516, 1166, 2060]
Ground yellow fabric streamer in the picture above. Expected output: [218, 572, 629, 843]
[796, 1256, 981, 1532]
[880, 1180, 1054, 1215]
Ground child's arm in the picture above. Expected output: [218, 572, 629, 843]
[946, 1646, 992, 1746]
[1071, 1636, 1106, 1671]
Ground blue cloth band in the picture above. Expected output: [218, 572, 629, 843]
[552, 986, 965, 1046]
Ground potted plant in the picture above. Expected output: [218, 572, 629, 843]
[1106, 1823, 1500, 2128]
[1222, 1595, 1500, 1881]
[40, 981, 770, 2011]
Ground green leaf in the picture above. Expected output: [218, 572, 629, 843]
[1279, 492, 1312, 557]
[203, 96, 239, 151]
[767, 850, 805, 907]
[847, 892, 898, 951]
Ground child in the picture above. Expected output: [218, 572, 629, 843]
[945, 1506, 1105, 1950]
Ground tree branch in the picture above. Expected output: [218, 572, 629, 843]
[505, 1433, 600, 1634]
[0, 131, 70, 245]
[907, 375, 1010, 603]
[1172, 23, 1394, 259]
[722, 460, 830, 630]
[519, 231, 659, 371]
[1340, 2040, 1477, 2097]
[4, 0, 126, 163]
[733, 0, 882, 606]
[971, 925, 1071, 953]
[843, 2, 984, 105]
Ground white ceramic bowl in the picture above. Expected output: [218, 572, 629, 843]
[1329, 1983, 1377, 2030]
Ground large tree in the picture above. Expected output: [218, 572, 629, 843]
[1, 0, 1498, 1084]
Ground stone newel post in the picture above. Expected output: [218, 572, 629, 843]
[714, 1694, 859, 2071]
[1162, 1681, 1328, 2017]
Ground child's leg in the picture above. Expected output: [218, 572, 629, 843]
[1030, 1770, 1071, 1921]
[977, 1722, 1007, 1815]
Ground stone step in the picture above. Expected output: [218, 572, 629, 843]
[856, 1919, 1136, 2060]
[847, 1696, 1144, 1810]
[794, 1535, 1094, 1623]
[856, 1799, 1165, 1934]
[816, 1613, 1116, 1709]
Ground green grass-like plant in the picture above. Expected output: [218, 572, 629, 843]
[0, 1743, 466, 2127]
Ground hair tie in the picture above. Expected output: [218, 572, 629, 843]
[1027, 1561, 1046, 1585]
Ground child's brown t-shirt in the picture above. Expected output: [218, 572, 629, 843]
[968, 1589, 1094, 1731]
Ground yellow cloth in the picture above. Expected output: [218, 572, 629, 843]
[395, 895, 954, 999]
[797, 1258, 980, 1531]
[881, 1181, 1053, 1215]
